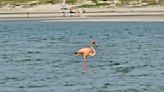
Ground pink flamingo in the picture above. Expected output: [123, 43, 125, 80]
[74, 40, 97, 61]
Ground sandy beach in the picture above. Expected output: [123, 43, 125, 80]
[0, 4, 164, 21]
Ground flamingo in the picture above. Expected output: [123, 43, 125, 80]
[74, 40, 97, 61]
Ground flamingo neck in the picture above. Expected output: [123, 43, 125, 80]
[90, 45, 96, 56]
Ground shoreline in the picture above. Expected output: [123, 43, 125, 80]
[1, 13, 164, 22]
[1, 16, 164, 22]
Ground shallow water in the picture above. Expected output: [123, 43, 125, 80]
[0, 21, 164, 92]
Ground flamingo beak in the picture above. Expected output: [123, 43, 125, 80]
[94, 43, 97, 47]
[95, 44, 98, 47]
[95, 41, 98, 47]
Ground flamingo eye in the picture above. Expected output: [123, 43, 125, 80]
[92, 42, 96, 44]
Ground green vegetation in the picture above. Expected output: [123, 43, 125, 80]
[0, 0, 79, 6]
[80, 0, 164, 8]
[0, 0, 62, 5]
[66, 0, 77, 4]
[0, 0, 164, 7]
[160, 1, 164, 5]
[91, 0, 98, 4]
[79, 3, 110, 8]
[0, 0, 34, 3]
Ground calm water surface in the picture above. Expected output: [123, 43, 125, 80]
[0, 21, 164, 92]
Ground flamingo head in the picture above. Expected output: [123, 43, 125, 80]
[91, 40, 97, 47]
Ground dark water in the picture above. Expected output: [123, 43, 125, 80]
[0, 21, 164, 92]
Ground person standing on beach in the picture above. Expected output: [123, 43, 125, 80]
[27, 12, 29, 18]
[62, 12, 65, 17]
[77, 10, 80, 17]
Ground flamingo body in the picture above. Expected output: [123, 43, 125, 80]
[75, 47, 94, 58]
[75, 40, 97, 60]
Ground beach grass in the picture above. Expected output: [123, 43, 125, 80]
[0, 0, 61, 5]
[79, 3, 111, 8]
[0, 0, 34, 3]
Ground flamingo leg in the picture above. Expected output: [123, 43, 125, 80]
[83, 55, 88, 62]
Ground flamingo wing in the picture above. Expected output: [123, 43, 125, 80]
[75, 47, 93, 56]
